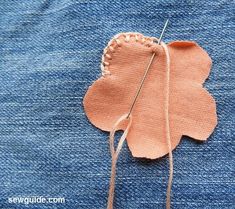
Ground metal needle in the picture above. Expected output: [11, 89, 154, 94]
[126, 19, 169, 119]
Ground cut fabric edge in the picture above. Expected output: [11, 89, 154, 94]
[168, 40, 213, 84]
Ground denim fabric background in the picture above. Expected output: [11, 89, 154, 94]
[0, 0, 234, 209]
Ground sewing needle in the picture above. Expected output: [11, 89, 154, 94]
[126, 19, 169, 119]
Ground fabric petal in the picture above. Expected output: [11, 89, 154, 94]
[169, 81, 217, 141]
[168, 41, 212, 84]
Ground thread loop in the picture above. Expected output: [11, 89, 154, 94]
[107, 114, 132, 209]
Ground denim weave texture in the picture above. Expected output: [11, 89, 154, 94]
[0, 0, 234, 209]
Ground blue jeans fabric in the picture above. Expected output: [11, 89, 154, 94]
[0, 0, 234, 208]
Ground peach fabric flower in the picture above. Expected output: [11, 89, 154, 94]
[83, 33, 217, 159]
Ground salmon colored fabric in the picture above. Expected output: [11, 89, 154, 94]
[83, 33, 217, 159]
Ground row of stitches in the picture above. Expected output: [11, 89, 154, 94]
[101, 33, 155, 76]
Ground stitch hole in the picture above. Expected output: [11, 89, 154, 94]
[125, 35, 130, 42]
[106, 54, 112, 59]
[115, 39, 122, 46]
[103, 71, 111, 76]
[146, 42, 151, 47]
[141, 37, 146, 44]
[103, 67, 111, 76]
[109, 46, 115, 52]
[104, 61, 110, 66]
[145, 39, 153, 47]
[135, 34, 139, 41]
[101, 66, 111, 76]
